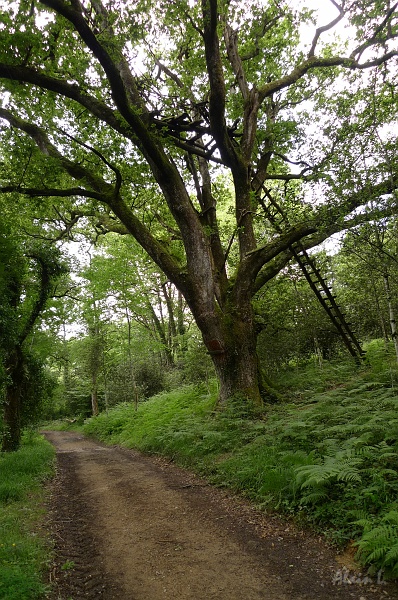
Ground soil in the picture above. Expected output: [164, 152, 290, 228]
[43, 430, 398, 600]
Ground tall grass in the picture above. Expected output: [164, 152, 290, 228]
[84, 341, 398, 578]
[0, 433, 55, 599]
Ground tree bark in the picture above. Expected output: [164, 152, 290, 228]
[91, 380, 99, 417]
[126, 308, 139, 410]
[198, 300, 263, 408]
[1, 350, 23, 452]
[383, 274, 398, 364]
[370, 277, 389, 349]
[146, 298, 174, 367]
[2, 387, 21, 452]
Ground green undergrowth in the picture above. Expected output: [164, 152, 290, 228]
[0, 433, 55, 599]
[84, 344, 398, 578]
[41, 418, 84, 433]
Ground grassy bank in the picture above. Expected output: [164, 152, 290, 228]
[0, 433, 55, 600]
[84, 345, 398, 578]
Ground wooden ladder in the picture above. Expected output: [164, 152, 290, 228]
[256, 185, 365, 361]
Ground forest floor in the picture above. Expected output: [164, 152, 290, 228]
[43, 430, 398, 600]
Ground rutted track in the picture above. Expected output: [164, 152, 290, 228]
[44, 431, 398, 600]
[47, 440, 124, 598]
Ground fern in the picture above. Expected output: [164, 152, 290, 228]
[355, 511, 398, 576]
[385, 544, 398, 564]
[384, 511, 398, 526]
[299, 489, 330, 505]
[350, 509, 374, 525]
[296, 455, 362, 489]
[86, 359, 398, 576]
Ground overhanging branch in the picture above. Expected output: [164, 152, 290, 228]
[0, 185, 104, 201]
[248, 173, 398, 295]
[0, 63, 134, 139]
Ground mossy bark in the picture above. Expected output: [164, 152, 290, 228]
[2, 386, 21, 452]
[1, 350, 23, 452]
[202, 303, 266, 410]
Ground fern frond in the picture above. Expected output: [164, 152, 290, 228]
[299, 489, 329, 505]
[364, 546, 391, 564]
[295, 455, 362, 488]
[353, 517, 374, 530]
[350, 509, 373, 523]
[383, 511, 398, 526]
[385, 543, 398, 563]
[335, 463, 362, 483]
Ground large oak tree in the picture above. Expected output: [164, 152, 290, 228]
[0, 0, 397, 406]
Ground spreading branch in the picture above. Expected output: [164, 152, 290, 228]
[308, 0, 345, 57]
[56, 127, 123, 197]
[0, 63, 135, 140]
[259, 50, 398, 103]
[350, 2, 398, 62]
[0, 109, 186, 290]
[201, 0, 239, 168]
[224, 23, 250, 102]
[0, 185, 105, 201]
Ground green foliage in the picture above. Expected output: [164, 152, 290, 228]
[0, 0, 396, 413]
[84, 353, 398, 577]
[0, 217, 69, 449]
[176, 332, 215, 386]
[19, 351, 58, 430]
[84, 384, 218, 455]
[255, 257, 347, 372]
[333, 221, 398, 344]
[0, 433, 55, 599]
[354, 510, 398, 577]
[0, 221, 24, 391]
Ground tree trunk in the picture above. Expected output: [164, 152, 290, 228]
[2, 386, 21, 452]
[211, 348, 262, 408]
[177, 291, 186, 341]
[1, 350, 23, 452]
[370, 277, 389, 349]
[146, 298, 174, 367]
[201, 305, 264, 409]
[384, 274, 398, 364]
[88, 309, 101, 417]
[91, 374, 99, 417]
[126, 310, 139, 410]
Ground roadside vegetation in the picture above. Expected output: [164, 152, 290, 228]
[84, 340, 398, 579]
[1, 0, 398, 594]
[0, 433, 55, 600]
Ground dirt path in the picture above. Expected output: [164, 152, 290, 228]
[44, 430, 398, 600]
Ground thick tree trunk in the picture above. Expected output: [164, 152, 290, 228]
[211, 344, 263, 408]
[201, 305, 264, 409]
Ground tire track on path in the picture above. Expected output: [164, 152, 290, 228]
[44, 431, 398, 600]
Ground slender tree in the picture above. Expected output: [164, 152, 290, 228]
[0, 1, 397, 406]
[84, 234, 189, 365]
[337, 221, 398, 361]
